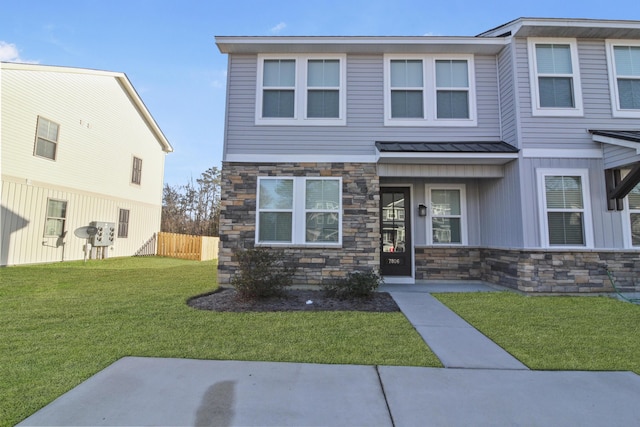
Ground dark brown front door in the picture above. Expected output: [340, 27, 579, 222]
[380, 187, 412, 277]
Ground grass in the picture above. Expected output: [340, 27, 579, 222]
[0, 257, 436, 426]
[435, 292, 640, 373]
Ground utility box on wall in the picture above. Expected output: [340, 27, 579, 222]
[90, 221, 115, 246]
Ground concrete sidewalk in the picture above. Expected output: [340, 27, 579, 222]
[18, 357, 640, 426]
[18, 282, 640, 426]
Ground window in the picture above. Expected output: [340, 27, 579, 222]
[256, 55, 346, 125]
[620, 169, 640, 247]
[436, 60, 470, 119]
[257, 177, 342, 245]
[118, 209, 130, 238]
[34, 116, 60, 160]
[627, 183, 640, 247]
[537, 169, 593, 248]
[44, 199, 67, 237]
[606, 40, 640, 117]
[307, 59, 340, 118]
[385, 54, 476, 126]
[528, 38, 583, 116]
[390, 59, 424, 118]
[262, 59, 295, 118]
[425, 185, 467, 245]
[131, 157, 142, 185]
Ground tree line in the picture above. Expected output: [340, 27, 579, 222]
[161, 166, 221, 236]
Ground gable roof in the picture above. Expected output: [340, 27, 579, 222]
[478, 17, 640, 39]
[0, 62, 173, 153]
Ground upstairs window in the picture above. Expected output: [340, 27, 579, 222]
[256, 55, 346, 125]
[390, 59, 424, 118]
[131, 157, 142, 185]
[34, 116, 60, 160]
[262, 59, 296, 118]
[385, 54, 476, 126]
[307, 59, 340, 118]
[606, 40, 640, 117]
[528, 38, 583, 116]
[436, 60, 470, 119]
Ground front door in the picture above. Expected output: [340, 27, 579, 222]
[380, 187, 412, 277]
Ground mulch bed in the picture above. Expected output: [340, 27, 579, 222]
[187, 287, 400, 312]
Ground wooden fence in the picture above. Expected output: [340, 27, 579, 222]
[155, 232, 219, 261]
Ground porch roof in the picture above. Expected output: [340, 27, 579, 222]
[589, 129, 640, 207]
[590, 130, 640, 149]
[374, 141, 519, 165]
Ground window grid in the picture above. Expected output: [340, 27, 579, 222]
[537, 169, 593, 248]
[256, 55, 346, 125]
[256, 177, 342, 245]
[118, 209, 130, 238]
[385, 54, 476, 126]
[607, 41, 640, 117]
[44, 199, 67, 237]
[131, 157, 142, 185]
[528, 38, 583, 117]
[34, 116, 60, 160]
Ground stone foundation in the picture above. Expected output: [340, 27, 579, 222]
[415, 247, 640, 293]
[218, 162, 380, 286]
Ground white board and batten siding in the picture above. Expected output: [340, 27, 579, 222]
[1, 64, 170, 266]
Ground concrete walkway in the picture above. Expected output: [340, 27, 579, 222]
[18, 282, 640, 426]
[380, 281, 528, 369]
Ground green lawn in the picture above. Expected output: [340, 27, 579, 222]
[435, 292, 640, 373]
[0, 257, 435, 426]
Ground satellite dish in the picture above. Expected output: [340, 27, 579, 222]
[74, 226, 98, 239]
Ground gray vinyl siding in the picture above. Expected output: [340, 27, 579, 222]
[518, 157, 624, 249]
[515, 38, 640, 150]
[603, 144, 640, 169]
[224, 53, 502, 158]
[497, 44, 518, 147]
[477, 160, 524, 247]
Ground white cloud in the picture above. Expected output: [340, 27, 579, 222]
[0, 41, 20, 61]
[270, 22, 287, 34]
[0, 41, 38, 63]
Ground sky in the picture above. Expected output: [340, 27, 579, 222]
[2, 0, 640, 187]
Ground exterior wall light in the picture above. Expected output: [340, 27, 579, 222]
[418, 204, 427, 217]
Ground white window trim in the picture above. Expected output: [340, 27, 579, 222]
[384, 54, 477, 127]
[622, 196, 640, 248]
[255, 54, 347, 126]
[605, 39, 640, 118]
[34, 116, 60, 161]
[256, 176, 343, 246]
[43, 198, 67, 237]
[425, 184, 468, 245]
[536, 168, 594, 249]
[527, 38, 584, 117]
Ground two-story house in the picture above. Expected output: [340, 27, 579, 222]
[215, 17, 640, 293]
[1, 62, 173, 266]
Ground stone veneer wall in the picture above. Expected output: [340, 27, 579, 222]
[415, 247, 639, 293]
[218, 162, 380, 286]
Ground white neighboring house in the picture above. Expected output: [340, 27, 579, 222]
[1, 62, 173, 266]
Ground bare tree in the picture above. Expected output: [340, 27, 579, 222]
[161, 167, 221, 236]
